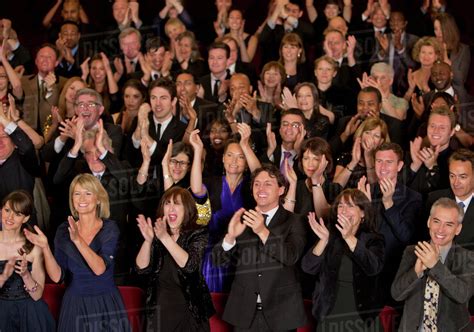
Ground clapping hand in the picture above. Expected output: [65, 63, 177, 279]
[137, 214, 154, 243]
[415, 241, 439, 269]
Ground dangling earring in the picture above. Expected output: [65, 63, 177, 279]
[298, 53, 301, 58]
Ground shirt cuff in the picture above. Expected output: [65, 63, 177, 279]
[67, 151, 78, 158]
[132, 136, 141, 149]
[99, 150, 108, 160]
[222, 238, 236, 251]
[54, 136, 66, 153]
[149, 141, 157, 155]
[267, 21, 276, 30]
[4, 122, 18, 135]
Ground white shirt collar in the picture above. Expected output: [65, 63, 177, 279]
[455, 193, 473, 214]
[259, 205, 280, 226]
[152, 115, 173, 139]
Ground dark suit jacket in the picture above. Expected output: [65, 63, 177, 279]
[392, 244, 474, 331]
[199, 72, 231, 104]
[175, 97, 218, 133]
[212, 206, 307, 330]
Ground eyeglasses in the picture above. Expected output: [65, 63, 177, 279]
[281, 121, 302, 129]
[75, 102, 100, 110]
[170, 159, 190, 168]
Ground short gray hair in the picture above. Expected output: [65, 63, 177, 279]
[430, 197, 464, 224]
[370, 62, 394, 78]
[75, 88, 103, 106]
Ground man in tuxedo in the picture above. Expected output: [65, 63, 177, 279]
[392, 198, 474, 331]
[55, 21, 86, 78]
[426, 149, 474, 249]
[199, 41, 231, 104]
[212, 164, 307, 331]
[20, 44, 66, 134]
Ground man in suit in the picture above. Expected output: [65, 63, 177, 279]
[392, 197, 474, 331]
[20, 44, 66, 134]
[55, 21, 86, 78]
[219, 36, 257, 88]
[426, 149, 474, 249]
[198, 41, 231, 104]
[212, 164, 307, 331]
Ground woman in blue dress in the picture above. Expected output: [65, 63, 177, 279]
[0, 190, 55, 331]
[25, 174, 131, 331]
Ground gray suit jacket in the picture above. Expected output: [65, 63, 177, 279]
[391, 245, 474, 331]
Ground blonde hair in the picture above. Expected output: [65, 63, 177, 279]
[354, 117, 390, 143]
[412, 36, 442, 63]
[58, 77, 86, 119]
[69, 174, 110, 219]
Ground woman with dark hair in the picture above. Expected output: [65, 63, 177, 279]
[302, 189, 384, 330]
[113, 79, 147, 135]
[136, 187, 215, 331]
[25, 174, 131, 331]
[0, 190, 55, 331]
[222, 8, 259, 63]
[278, 33, 310, 91]
[258, 61, 285, 107]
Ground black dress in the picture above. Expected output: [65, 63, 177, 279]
[0, 260, 55, 332]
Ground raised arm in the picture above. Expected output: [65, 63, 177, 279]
[42, 0, 62, 27]
[237, 123, 261, 172]
[189, 129, 206, 196]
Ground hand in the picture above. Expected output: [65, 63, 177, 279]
[418, 145, 440, 170]
[242, 209, 267, 235]
[414, 257, 427, 276]
[189, 129, 203, 152]
[138, 103, 151, 125]
[137, 214, 154, 243]
[68, 216, 82, 244]
[0, 103, 10, 126]
[162, 139, 173, 167]
[357, 176, 372, 201]
[346, 35, 357, 57]
[266, 123, 277, 157]
[50, 106, 63, 128]
[409, 137, 423, 171]
[179, 95, 197, 121]
[375, 32, 389, 53]
[140, 139, 151, 163]
[226, 208, 247, 242]
[311, 154, 328, 184]
[80, 57, 90, 79]
[72, 117, 84, 151]
[258, 80, 271, 103]
[380, 177, 395, 208]
[14, 65, 25, 78]
[357, 72, 370, 89]
[113, 57, 124, 78]
[336, 213, 357, 239]
[237, 122, 252, 146]
[43, 72, 56, 91]
[100, 52, 112, 73]
[351, 137, 362, 165]
[414, 241, 439, 269]
[153, 217, 169, 241]
[240, 91, 260, 119]
[342, 115, 362, 141]
[308, 212, 329, 243]
[280, 87, 298, 110]
[129, 1, 140, 23]
[95, 119, 106, 154]
[284, 158, 298, 186]
[7, 93, 20, 122]
[1, 258, 15, 280]
[23, 225, 49, 250]
[411, 94, 425, 118]
[14, 254, 29, 277]
[294, 126, 306, 154]
[58, 117, 78, 141]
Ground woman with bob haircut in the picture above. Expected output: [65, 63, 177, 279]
[136, 187, 214, 331]
[25, 173, 131, 332]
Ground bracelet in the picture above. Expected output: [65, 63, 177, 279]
[312, 183, 322, 188]
[24, 280, 38, 293]
[346, 166, 354, 172]
[284, 198, 296, 203]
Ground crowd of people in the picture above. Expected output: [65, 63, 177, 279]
[0, 0, 473, 331]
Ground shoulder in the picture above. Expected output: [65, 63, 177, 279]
[102, 219, 120, 233]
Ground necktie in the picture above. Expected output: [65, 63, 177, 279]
[262, 214, 269, 226]
[213, 79, 220, 99]
[458, 201, 465, 210]
[156, 123, 162, 141]
[280, 151, 292, 176]
[95, 174, 102, 181]
[422, 276, 440, 331]
[130, 60, 136, 71]
[39, 80, 46, 100]
[153, 73, 158, 81]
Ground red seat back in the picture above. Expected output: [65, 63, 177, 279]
[118, 286, 146, 332]
[43, 283, 66, 321]
[210, 292, 232, 332]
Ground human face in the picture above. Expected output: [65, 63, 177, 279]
[279, 114, 303, 145]
[1, 201, 29, 231]
[419, 45, 437, 67]
[431, 63, 452, 91]
[431, 97, 449, 110]
[371, 7, 387, 29]
[324, 4, 339, 19]
[371, 70, 392, 92]
[74, 94, 104, 129]
[285, 3, 302, 19]
[215, 0, 232, 12]
[113, 1, 128, 23]
[208, 48, 228, 77]
[449, 160, 474, 201]
[229, 75, 251, 99]
[357, 92, 380, 118]
[428, 206, 462, 248]
[177, 37, 193, 61]
[315, 60, 336, 85]
[169, 152, 190, 182]
[328, 17, 348, 36]
[176, 73, 198, 99]
[165, 24, 185, 41]
[72, 183, 99, 216]
[228, 10, 243, 31]
[281, 43, 300, 63]
[263, 67, 282, 88]
[0, 125, 14, 160]
[375, 150, 403, 182]
[434, 20, 443, 43]
[35, 46, 58, 76]
[253, 171, 284, 211]
[120, 33, 141, 60]
[147, 47, 166, 71]
[59, 23, 80, 49]
[210, 123, 230, 150]
[389, 12, 406, 34]
[337, 196, 364, 227]
[90, 59, 106, 84]
[123, 86, 144, 112]
[427, 114, 454, 149]
[82, 138, 106, 173]
[325, 31, 345, 59]
[149, 86, 175, 121]
[296, 86, 314, 112]
[223, 143, 247, 175]
[302, 150, 322, 178]
[0, 67, 8, 92]
[65, 80, 87, 104]
[61, 2, 80, 22]
[361, 126, 383, 148]
[163, 194, 185, 232]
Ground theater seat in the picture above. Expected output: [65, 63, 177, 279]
[210, 292, 232, 332]
[297, 299, 316, 332]
[118, 286, 146, 332]
[379, 306, 399, 332]
[43, 283, 66, 321]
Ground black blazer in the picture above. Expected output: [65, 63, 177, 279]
[212, 206, 307, 330]
[301, 229, 385, 322]
[392, 244, 474, 331]
[175, 97, 218, 133]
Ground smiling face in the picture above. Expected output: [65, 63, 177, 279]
[428, 206, 462, 248]
[223, 143, 247, 175]
[324, 4, 339, 19]
[427, 113, 454, 149]
[90, 59, 106, 84]
[302, 150, 322, 178]
[357, 91, 381, 118]
[431, 62, 452, 91]
[163, 194, 185, 233]
[337, 196, 364, 228]
[82, 138, 106, 174]
[61, 2, 80, 22]
[229, 74, 251, 99]
[65, 80, 87, 104]
[315, 59, 337, 85]
[325, 31, 345, 59]
[74, 94, 104, 129]
[434, 19, 443, 43]
[72, 183, 99, 216]
[296, 86, 314, 112]
[252, 171, 284, 211]
[147, 46, 166, 71]
[35, 46, 58, 76]
[279, 114, 303, 145]
[120, 32, 141, 60]
[59, 23, 80, 49]
[209, 122, 230, 150]
[389, 12, 407, 34]
[263, 67, 282, 88]
[113, 1, 128, 23]
[1, 201, 29, 231]
[281, 43, 300, 63]
[177, 36, 193, 61]
[449, 160, 474, 201]
[419, 45, 437, 67]
[361, 126, 383, 148]
[228, 10, 243, 30]
[371, 6, 387, 29]
[176, 73, 198, 99]
[169, 152, 190, 182]
[208, 48, 228, 77]
[149, 86, 175, 122]
[375, 149, 403, 183]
